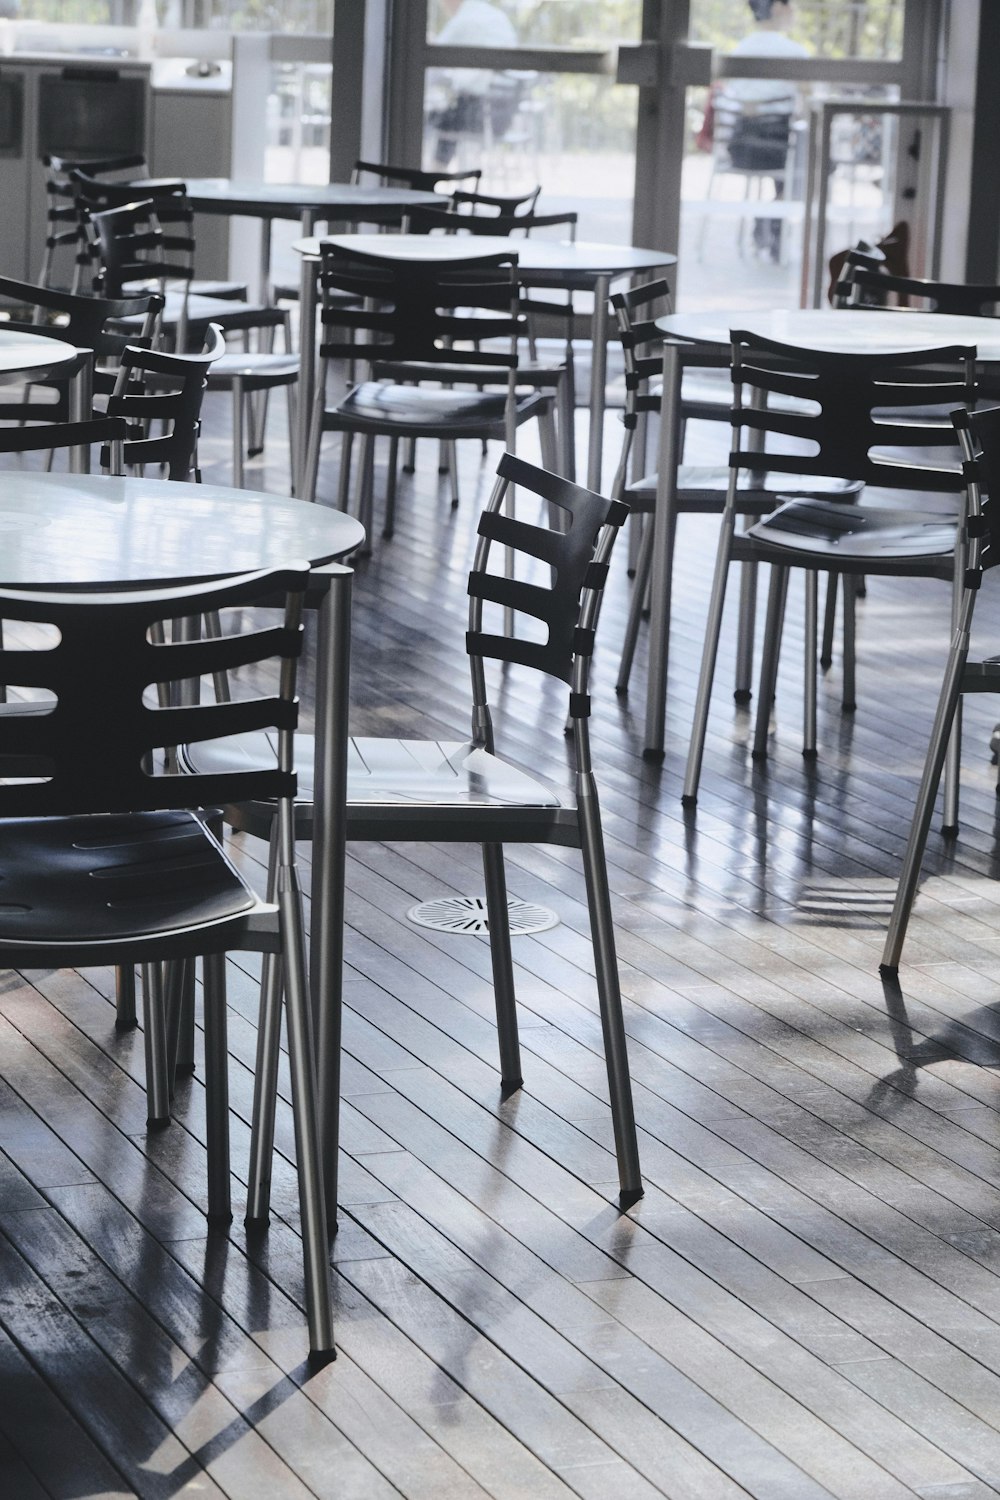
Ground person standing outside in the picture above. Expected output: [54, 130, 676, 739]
[719, 0, 807, 261]
[429, 0, 519, 166]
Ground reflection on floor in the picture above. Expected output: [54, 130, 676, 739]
[4, 396, 1000, 1498]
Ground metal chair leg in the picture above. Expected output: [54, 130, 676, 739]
[820, 574, 838, 668]
[682, 514, 738, 805]
[277, 847, 336, 1364]
[803, 570, 818, 758]
[142, 961, 171, 1130]
[231, 374, 245, 488]
[203, 950, 232, 1224]
[115, 964, 137, 1031]
[753, 565, 788, 758]
[577, 777, 642, 1208]
[247, 835, 283, 1226]
[842, 573, 857, 711]
[617, 518, 654, 695]
[881, 630, 969, 975]
[482, 842, 522, 1092]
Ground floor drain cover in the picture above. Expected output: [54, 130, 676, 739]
[407, 895, 559, 935]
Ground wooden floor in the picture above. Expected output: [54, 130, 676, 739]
[5, 395, 1000, 1498]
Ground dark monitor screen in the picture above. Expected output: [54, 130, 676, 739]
[38, 72, 145, 160]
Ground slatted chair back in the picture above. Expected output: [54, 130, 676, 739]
[955, 404, 1000, 583]
[410, 200, 577, 241]
[317, 244, 522, 372]
[466, 451, 628, 771]
[728, 331, 975, 496]
[107, 325, 224, 480]
[450, 185, 541, 219]
[0, 565, 306, 819]
[0, 275, 162, 425]
[351, 158, 482, 195]
[83, 197, 193, 301]
[843, 266, 1000, 317]
[41, 154, 151, 290]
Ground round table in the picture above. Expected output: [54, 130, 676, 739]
[295, 232, 676, 492]
[0, 470, 364, 1214]
[642, 307, 1000, 758]
[183, 178, 446, 320]
[0, 328, 83, 384]
[0, 470, 363, 586]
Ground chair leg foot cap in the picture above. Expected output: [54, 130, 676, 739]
[819, 655, 833, 669]
[842, 701, 857, 713]
[643, 747, 665, 763]
[619, 1186, 644, 1211]
[500, 1077, 523, 1099]
[115, 1017, 138, 1033]
[733, 689, 752, 705]
[879, 963, 898, 980]
[147, 1115, 170, 1132]
[680, 793, 697, 807]
[248, 446, 264, 458]
[307, 1346, 337, 1371]
[941, 823, 958, 838]
[208, 1210, 234, 1227]
[802, 748, 818, 761]
[175, 1062, 196, 1077]
[751, 749, 768, 761]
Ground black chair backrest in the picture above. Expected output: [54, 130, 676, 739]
[611, 279, 673, 430]
[317, 245, 522, 370]
[729, 330, 974, 493]
[107, 325, 224, 480]
[409, 201, 577, 241]
[467, 452, 628, 764]
[85, 198, 192, 299]
[0, 564, 308, 818]
[954, 404, 1000, 582]
[451, 186, 541, 218]
[845, 266, 1000, 317]
[352, 158, 482, 195]
[0, 414, 127, 470]
[0, 274, 162, 425]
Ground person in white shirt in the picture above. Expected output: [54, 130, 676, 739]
[718, 0, 807, 260]
[429, 0, 519, 165]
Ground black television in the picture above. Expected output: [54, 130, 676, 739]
[37, 69, 145, 161]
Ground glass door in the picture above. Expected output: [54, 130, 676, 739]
[387, 1, 643, 242]
[385, 0, 944, 307]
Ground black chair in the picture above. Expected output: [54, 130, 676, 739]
[301, 245, 551, 540]
[80, 190, 288, 352]
[839, 264, 1000, 318]
[63, 162, 250, 303]
[880, 403, 1000, 974]
[0, 563, 335, 1362]
[40, 152, 150, 292]
[107, 326, 224, 481]
[682, 333, 975, 805]
[87, 202, 298, 484]
[181, 452, 643, 1210]
[351, 157, 483, 197]
[0, 274, 162, 427]
[609, 281, 861, 699]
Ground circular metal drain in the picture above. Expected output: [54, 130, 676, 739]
[407, 895, 559, 935]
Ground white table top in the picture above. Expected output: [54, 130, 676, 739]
[295, 233, 675, 284]
[0, 329, 81, 384]
[0, 472, 365, 589]
[656, 308, 1000, 360]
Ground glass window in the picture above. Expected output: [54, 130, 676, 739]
[423, 69, 637, 243]
[690, 0, 903, 63]
[427, 1, 639, 49]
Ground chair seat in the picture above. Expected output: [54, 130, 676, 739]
[625, 466, 861, 512]
[332, 380, 546, 436]
[185, 731, 563, 810]
[746, 496, 958, 562]
[0, 810, 255, 948]
[207, 351, 299, 387]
